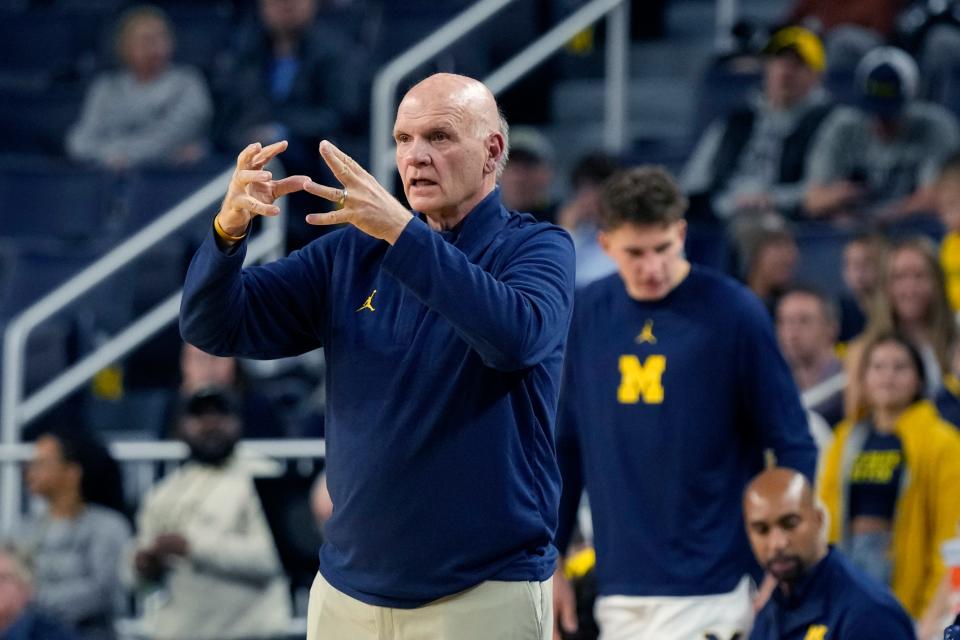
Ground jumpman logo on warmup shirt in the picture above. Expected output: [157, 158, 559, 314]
[357, 290, 377, 312]
[635, 319, 657, 345]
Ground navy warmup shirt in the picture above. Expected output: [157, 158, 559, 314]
[750, 547, 915, 640]
[556, 267, 817, 597]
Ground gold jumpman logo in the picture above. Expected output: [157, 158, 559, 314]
[635, 319, 657, 345]
[356, 289, 377, 312]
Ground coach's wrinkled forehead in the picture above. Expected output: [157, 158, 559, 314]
[396, 73, 499, 137]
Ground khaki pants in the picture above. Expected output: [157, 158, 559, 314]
[306, 572, 552, 640]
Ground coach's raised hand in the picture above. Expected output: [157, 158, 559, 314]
[214, 140, 310, 246]
[303, 140, 413, 245]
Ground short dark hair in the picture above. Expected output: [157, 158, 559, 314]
[777, 284, 839, 325]
[599, 166, 687, 230]
[570, 151, 621, 189]
[31, 428, 127, 515]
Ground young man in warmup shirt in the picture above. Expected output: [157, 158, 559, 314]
[553, 167, 817, 640]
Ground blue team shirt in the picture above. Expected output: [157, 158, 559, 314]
[750, 548, 915, 640]
[936, 383, 960, 429]
[848, 429, 904, 520]
[556, 267, 817, 597]
[180, 190, 576, 607]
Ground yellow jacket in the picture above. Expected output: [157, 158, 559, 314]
[942, 231, 960, 312]
[819, 400, 960, 618]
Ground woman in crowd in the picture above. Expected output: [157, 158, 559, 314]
[820, 332, 960, 621]
[18, 429, 131, 640]
[844, 237, 957, 417]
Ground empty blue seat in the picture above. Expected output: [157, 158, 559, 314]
[0, 240, 104, 320]
[167, 8, 234, 74]
[824, 69, 858, 106]
[0, 10, 101, 76]
[685, 222, 732, 271]
[0, 163, 116, 242]
[123, 166, 226, 242]
[0, 241, 100, 398]
[0, 84, 86, 156]
[83, 388, 174, 436]
[692, 63, 761, 137]
[792, 223, 854, 299]
[0, 238, 138, 399]
[628, 137, 695, 175]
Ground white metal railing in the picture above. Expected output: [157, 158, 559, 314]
[0, 439, 325, 465]
[715, 0, 739, 53]
[801, 371, 847, 410]
[484, 0, 629, 152]
[1, 167, 288, 532]
[0, 438, 324, 538]
[370, 0, 631, 187]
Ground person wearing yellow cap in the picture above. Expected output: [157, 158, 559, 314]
[682, 26, 837, 223]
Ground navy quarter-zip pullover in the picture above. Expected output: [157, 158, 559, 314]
[180, 190, 576, 607]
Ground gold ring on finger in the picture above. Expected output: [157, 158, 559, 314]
[336, 188, 348, 210]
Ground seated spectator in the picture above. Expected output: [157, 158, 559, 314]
[212, 0, 362, 252]
[66, 5, 213, 170]
[131, 388, 290, 640]
[934, 152, 960, 314]
[844, 237, 957, 416]
[820, 333, 960, 619]
[838, 233, 889, 342]
[744, 467, 915, 639]
[744, 226, 799, 315]
[161, 343, 283, 439]
[555, 151, 620, 287]
[805, 47, 960, 221]
[19, 429, 131, 640]
[0, 542, 77, 640]
[499, 127, 559, 223]
[935, 338, 960, 428]
[212, 0, 359, 170]
[783, 0, 904, 70]
[683, 26, 836, 220]
[776, 286, 845, 425]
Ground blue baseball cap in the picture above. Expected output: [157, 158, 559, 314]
[855, 47, 918, 118]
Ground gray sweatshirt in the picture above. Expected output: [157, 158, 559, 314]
[17, 504, 131, 640]
[66, 66, 212, 167]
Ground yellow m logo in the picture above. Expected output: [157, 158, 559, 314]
[803, 625, 827, 640]
[617, 355, 666, 404]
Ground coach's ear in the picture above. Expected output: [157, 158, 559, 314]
[483, 130, 505, 176]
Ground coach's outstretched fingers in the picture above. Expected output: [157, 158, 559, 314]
[303, 140, 413, 244]
[215, 140, 310, 245]
[250, 140, 289, 169]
